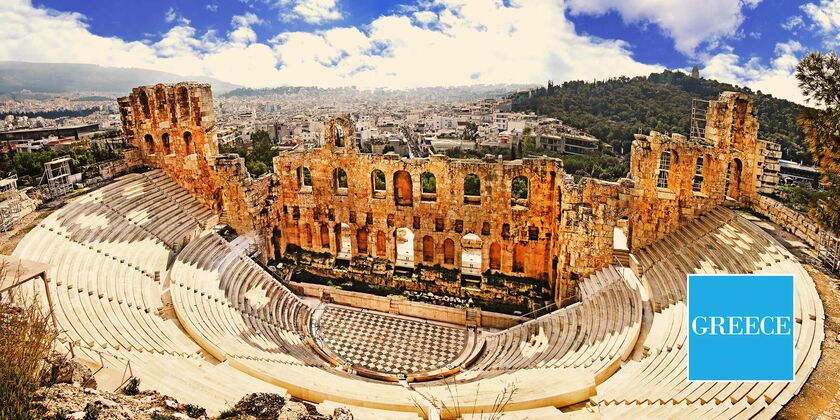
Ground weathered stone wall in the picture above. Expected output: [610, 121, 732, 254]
[627, 91, 776, 250]
[117, 84, 785, 308]
[753, 194, 822, 247]
[554, 177, 631, 305]
[118, 83, 267, 232]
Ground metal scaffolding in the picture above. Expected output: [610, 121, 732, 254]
[43, 157, 73, 199]
[0, 175, 21, 232]
[818, 231, 840, 273]
[690, 98, 709, 142]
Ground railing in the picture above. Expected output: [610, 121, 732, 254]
[818, 231, 840, 273]
[62, 340, 134, 391]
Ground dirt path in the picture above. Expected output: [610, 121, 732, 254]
[0, 207, 54, 255]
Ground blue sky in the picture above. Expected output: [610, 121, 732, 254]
[4, 0, 840, 103]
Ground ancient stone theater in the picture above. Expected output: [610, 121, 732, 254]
[9, 83, 825, 419]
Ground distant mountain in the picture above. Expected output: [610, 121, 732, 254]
[518, 70, 812, 164]
[0, 61, 240, 95]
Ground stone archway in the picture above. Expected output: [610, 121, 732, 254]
[335, 223, 352, 260]
[395, 227, 415, 269]
[460, 233, 482, 277]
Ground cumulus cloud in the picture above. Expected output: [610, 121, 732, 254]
[786, 0, 840, 47]
[0, 0, 667, 90]
[566, 0, 762, 56]
[700, 41, 807, 104]
[277, 0, 342, 24]
[164, 7, 177, 23]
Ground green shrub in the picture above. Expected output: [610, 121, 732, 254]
[83, 404, 100, 420]
[184, 404, 206, 418]
[122, 377, 140, 396]
[0, 262, 57, 420]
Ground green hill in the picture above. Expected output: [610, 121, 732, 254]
[517, 70, 811, 164]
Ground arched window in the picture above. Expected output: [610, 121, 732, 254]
[464, 173, 481, 204]
[657, 149, 671, 189]
[489, 242, 501, 270]
[155, 86, 167, 112]
[395, 228, 415, 268]
[144, 134, 154, 154]
[184, 131, 194, 154]
[511, 176, 528, 203]
[298, 167, 312, 189]
[512, 243, 526, 273]
[692, 156, 704, 193]
[334, 125, 345, 147]
[139, 90, 151, 118]
[177, 86, 190, 119]
[320, 224, 330, 250]
[443, 238, 455, 265]
[729, 158, 743, 199]
[302, 224, 312, 248]
[162, 133, 171, 155]
[372, 169, 386, 193]
[376, 231, 386, 256]
[421, 172, 436, 193]
[357, 229, 369, 255]
[394, 170, 413, 205]
[271, 228, 282, 260]
[334, 168, 348, 192]
[422, 236, 435, 262]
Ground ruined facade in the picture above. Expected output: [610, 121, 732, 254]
[119, 85, 779, 307]
[627, 92, 781, 250]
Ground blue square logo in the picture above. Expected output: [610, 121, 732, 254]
[687, 274, 794, 381]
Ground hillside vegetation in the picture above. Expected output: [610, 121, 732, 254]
[518, 70, 811, 164]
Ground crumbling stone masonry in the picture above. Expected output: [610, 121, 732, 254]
[119, 85, 780, 307]
[627, 92, 780, 250]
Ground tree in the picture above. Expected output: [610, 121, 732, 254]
[461, 122, 478, 141]
[795, 51, 840, 234]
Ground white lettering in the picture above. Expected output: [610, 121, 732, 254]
[690, 316, 793, 336]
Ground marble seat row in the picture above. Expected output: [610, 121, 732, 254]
[169, 232, 322, 366]
[594, 211, 825, 419]
[170, 235, 639, 417]
[636, 208, 792, 311]
[461, 265, 642, 388]
[65, 170, 213, 251]
[13, 226, 198, 356]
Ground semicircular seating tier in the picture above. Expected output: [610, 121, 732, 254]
[593, 207, 825, 419]
[11, 171, 294, 415]
[171, 231, 646, 416]
[12, 169, 825, 419]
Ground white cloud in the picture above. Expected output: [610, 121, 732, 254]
[206, 4, 219, 13]
[277, 0, 342, 24]
[164, 7, 177, 23]
[788, 0, 840, 47]
[566, 0, 762, 56]
[700, 41, 807, 104]
[0, 0, 667, 90]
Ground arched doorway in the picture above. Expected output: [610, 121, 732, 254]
[320, 224, 330, 250]
[443, 239, 455, 265]
[395, 227, 415, 269]
[376, 231, 386, 256]
[357, 229, 369, 255]
[394, 170, 413, 206]
[461, 233, 482, 277]
[335, 223, 352, 260]
[271, 228, 282, 260]
[489, 242, 501, 270]
[513, 243, 526, 273]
